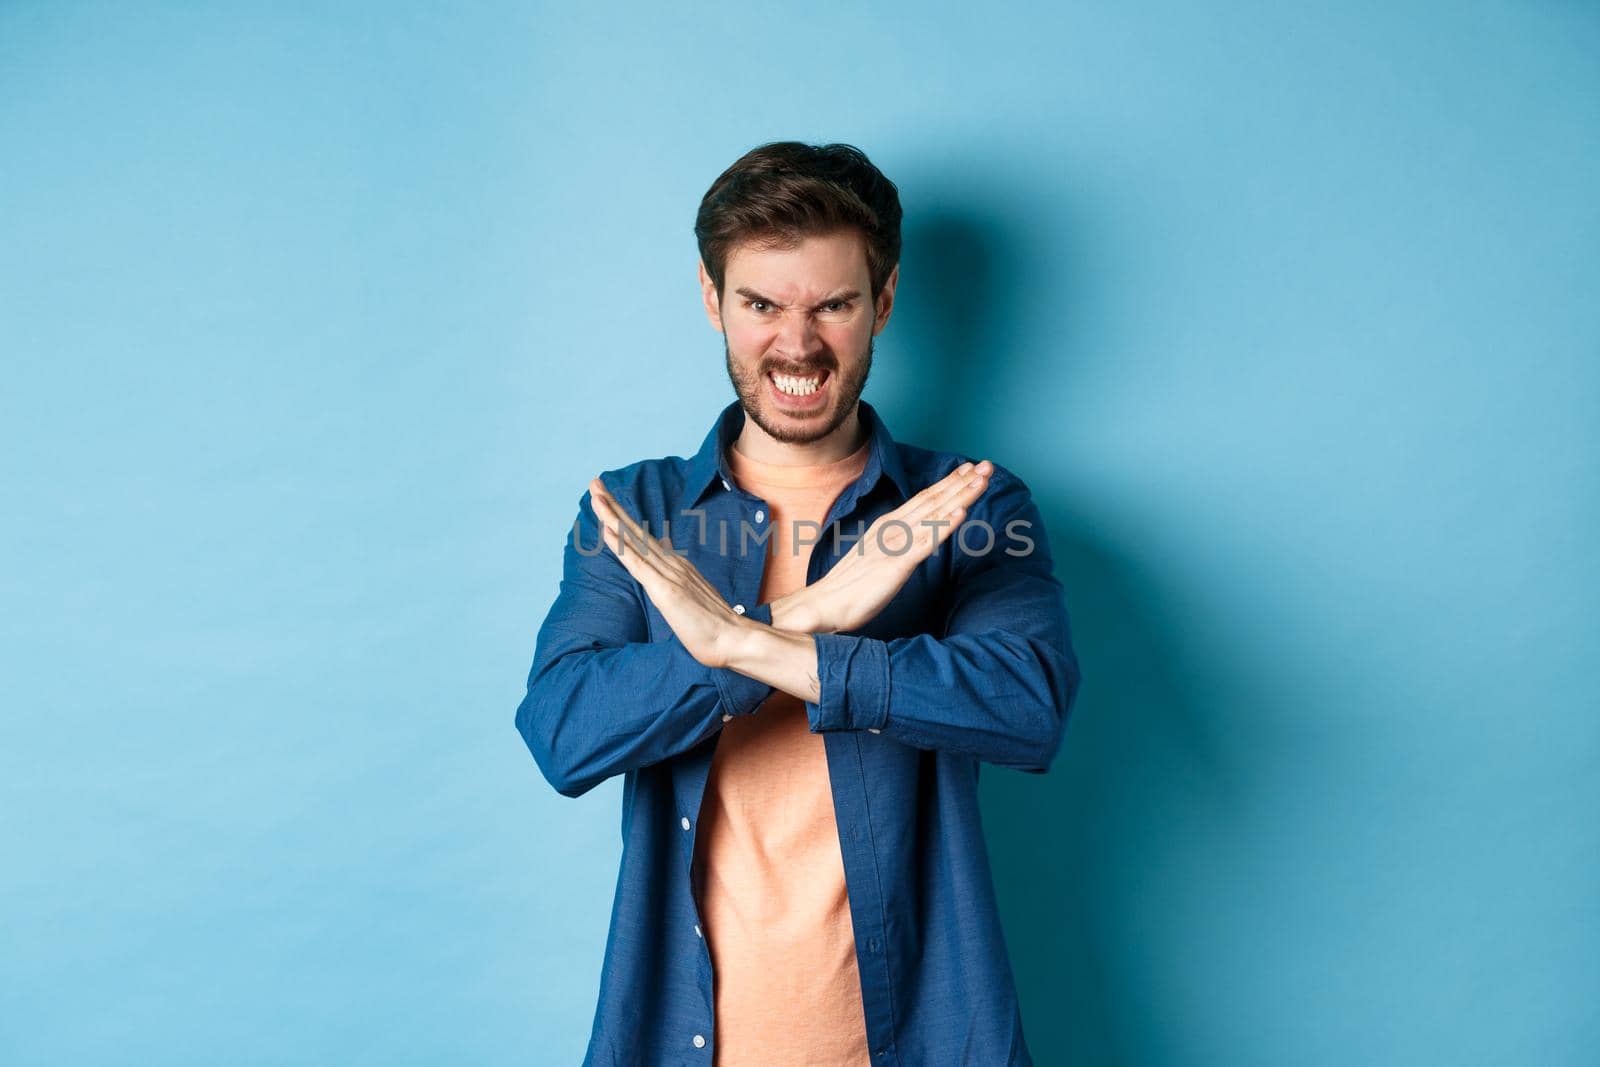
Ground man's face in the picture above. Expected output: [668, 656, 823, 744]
[700, 230, 898, 445]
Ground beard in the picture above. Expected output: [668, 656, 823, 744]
[723, 335, 874, 445]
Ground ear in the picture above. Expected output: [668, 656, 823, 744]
[872, 262, 900, 335]
[698, 260, 724, 333]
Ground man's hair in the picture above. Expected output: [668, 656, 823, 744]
[694, 141, 902, 303]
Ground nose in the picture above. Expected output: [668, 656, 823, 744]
[772, 306, 823, 360]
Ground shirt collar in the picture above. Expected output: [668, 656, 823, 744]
[685, 397, 912, 508]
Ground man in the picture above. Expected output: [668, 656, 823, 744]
[515, 141, 1081, 1067]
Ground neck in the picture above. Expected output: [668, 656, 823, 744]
[733, 404, 867, 467]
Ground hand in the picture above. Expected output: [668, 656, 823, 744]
[588, 476, 748, 669]
[774, 460, 994, 634]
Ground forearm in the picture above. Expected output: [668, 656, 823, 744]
[518, 611, 775, 798]
[766, 586, 832, 635]
[793, 466, 1081, 769]
[805, 627, 1078, 769]
[722, 614, 821, 703]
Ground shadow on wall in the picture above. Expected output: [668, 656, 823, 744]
[886, 208, 1255, 1065]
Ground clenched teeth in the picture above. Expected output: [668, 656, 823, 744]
[772, 371, 823, 396]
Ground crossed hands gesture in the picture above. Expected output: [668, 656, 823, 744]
[588, 460, 993, 670]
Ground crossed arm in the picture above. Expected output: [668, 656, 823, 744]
[585, 460, 996, 705]
[515, 459, 1080, 798]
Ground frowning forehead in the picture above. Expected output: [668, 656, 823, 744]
[732, 284, 863, 309]
[720, 231, 872, 304]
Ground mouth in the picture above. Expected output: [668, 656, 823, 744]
[766, 367, 831, 411]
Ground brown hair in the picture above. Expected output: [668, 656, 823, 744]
[694, 141, 903, 302]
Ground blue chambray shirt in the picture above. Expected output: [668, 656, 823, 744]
[515, 398, 1082, 1066]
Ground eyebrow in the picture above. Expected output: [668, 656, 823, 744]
[734, 286, 863, 310]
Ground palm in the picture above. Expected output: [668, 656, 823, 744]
[587, 478, 742, 668]
[811, 460, 992, 633]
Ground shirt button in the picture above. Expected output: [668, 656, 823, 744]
[721, 713, 732, 723]
[693, 1034, 706, 1048]
[720, 477, 731, 491]
[694, 923, 703, 938]
[680, 816, 691, 830]
[868, 727, 881, 734]
[733, 603, 745, 615]
[753, 509, 765, 522]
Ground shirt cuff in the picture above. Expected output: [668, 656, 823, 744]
[805, 632, 891, 733]
[712, 601, 775, 717]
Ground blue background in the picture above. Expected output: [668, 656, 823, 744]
[3, 3, 1596, 1064]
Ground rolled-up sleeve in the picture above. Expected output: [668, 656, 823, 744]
[803, 465, 1081, 773]
[515, 482, 774, 798]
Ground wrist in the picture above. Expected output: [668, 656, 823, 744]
[720, 615, 822, 704]
[770, 587, 831, 634]
[720, 613, 767, 671]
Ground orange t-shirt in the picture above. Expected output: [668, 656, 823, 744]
[690, 436, 874, 1067]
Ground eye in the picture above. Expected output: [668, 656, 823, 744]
[824, 301, 849, 312]
[747, 300, 771, 313]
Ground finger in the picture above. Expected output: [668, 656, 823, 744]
[939, 464, 993, 523]
[590, 477, 664, 557]
[589, 483, 733, 632]
[919, 459, 991, 513]
[914, 464, 994, 552]
[593, 497, 690, 616]
[590, 478, 669, 569]
[592, 479, 695, 577]
[949, 462, 993, 509]
[895, 461, 975, 524]
[870, 461, 989, 560]
[907, 459, 991, 525]
[589, 489, 648, 573]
